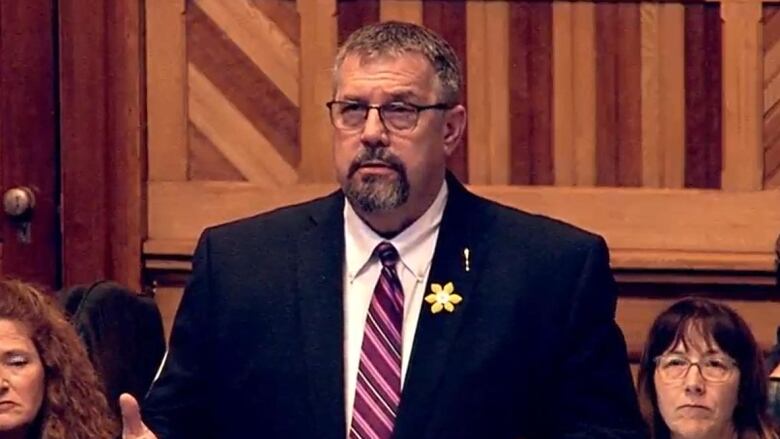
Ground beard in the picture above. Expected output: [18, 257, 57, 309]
[344, 147, 410, 213]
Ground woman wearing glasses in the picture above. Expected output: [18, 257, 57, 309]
[637, 298, 778, 439]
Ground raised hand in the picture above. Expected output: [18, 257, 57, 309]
[120, 393, 158, 439]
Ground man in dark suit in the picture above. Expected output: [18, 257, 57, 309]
[121, 21, 645, 439]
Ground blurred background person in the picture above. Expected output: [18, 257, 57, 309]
[57, 281, 166, 418]
[768, 326, 780, 423]
[0, 279, 118, 439]
[637, 298, 777, 439]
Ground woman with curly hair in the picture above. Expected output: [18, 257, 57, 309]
[0, 279, 118, 439]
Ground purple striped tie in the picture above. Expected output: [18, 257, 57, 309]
[350, 242, 404, 439]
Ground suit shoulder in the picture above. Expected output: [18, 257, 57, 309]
[474, 194, 605, 252]
[203, 191, 341, 243]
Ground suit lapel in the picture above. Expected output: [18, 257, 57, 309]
[296, 192, 347, 439]
[394, 175, 494, 439]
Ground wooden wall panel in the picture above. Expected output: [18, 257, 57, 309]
[467, 2, 510, 185]
[640, 3, 685, 189]
[61, 0, 144, 289]
[764, 4, 780, 188]
[298, 0, 337, 183]
[337, 0, 379, 46]
[147, 0, 780, 296]
[509, 2, 554, 185]
[187, 123, 246, 181]
[188, 2, 300, 169]
[380, 0, 422, 24]
[146, 0, 187, 182]
[722, 2, 764, 191]
[596, 3, 642, 187]
[553, 2, 597, 187]
[685, 3, 722, 189]
[423, 1, 469, 182]
[618, 297, 780, 360]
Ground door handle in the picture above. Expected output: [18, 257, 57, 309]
[3, 186, 35, 218]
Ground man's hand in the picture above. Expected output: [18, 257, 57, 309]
[120, 393, 158, 439]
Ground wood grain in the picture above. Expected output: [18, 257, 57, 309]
[147, 182, 780, 271]
[147, 0, 187, 181]
[60, 0, 144, 289]
[298, 0, 338, 182]
[380, 0, 422, 24]
[424, 0, 469, 181]
[685, 3, 722, 189]
[721, 2, 764, 191]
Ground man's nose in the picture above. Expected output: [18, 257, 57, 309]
[360, 107, 389, 147]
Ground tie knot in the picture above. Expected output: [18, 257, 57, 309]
[375, 242, 399, 268]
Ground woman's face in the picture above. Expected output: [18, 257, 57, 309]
[654, 331, 740, 439]
[0, 319, 44, 436]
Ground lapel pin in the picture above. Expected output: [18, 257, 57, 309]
[463, 248, 470, 272]
[425, 282, 463, 314]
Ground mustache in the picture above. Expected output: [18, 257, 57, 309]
[347, 148, 406, 178]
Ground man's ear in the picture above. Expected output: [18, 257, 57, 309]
[443, 105, 466, 157]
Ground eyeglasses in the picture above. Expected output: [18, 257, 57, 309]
[326, 100, 455, 132]
[654, 353, 738, 383]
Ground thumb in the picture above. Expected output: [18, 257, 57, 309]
[119, 393, 152, 438]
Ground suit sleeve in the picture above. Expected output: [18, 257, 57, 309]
[552, 237, 648, 439]
[141, 230, 216, 439]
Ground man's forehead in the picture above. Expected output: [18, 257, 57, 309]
[335, 52, 438, 97]
[339, 52, 434, 78]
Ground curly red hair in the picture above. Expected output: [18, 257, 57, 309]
[0, 279, 119, 439]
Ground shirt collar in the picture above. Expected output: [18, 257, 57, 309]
[344, 180, 448, 282]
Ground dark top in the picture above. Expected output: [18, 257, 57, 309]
[58, 280, 166, 415]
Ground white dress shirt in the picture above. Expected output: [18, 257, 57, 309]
[343, 181, 448, 431]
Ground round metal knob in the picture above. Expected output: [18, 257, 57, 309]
[3, 187, 35, 218]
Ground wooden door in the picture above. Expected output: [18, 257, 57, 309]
[0, 1, 60, 290]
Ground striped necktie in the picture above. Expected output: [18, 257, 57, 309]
[350, 242, 404, 439]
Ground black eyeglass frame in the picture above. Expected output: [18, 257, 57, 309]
[325, 100, 456, 132]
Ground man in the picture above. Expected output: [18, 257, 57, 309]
[122, 21, 645, 439]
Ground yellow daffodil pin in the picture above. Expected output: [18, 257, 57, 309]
[425, 282, 463, 314]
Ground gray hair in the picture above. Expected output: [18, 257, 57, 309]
[333, 21, 463, 104]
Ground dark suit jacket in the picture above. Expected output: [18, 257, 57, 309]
[143, 175, 645, 439]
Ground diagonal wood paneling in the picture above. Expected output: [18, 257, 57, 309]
[188, 122, 246, 182]
[251, 0, 300, 46]
[196, 0, 299, 105]
[189, 64, 297, 186]
[764, 4, 780, 188]
[188, 2, 300, 169]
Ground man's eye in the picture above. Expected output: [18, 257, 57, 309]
[341, 103, 364, 114]
[385, 104, 415, 114]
